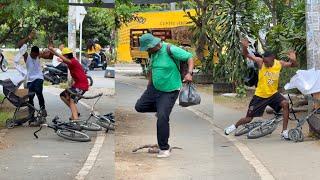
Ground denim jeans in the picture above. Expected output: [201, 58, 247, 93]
[135, 84, 179, 150]
[27, 79, 45, 112]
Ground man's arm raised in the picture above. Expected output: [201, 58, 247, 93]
[280, 50, 298, 68]
[241, 39, 263, 69]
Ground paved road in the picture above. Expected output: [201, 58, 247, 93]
[0, 70, 115, 180]
[214, 96, 320, 180]
[115, 73, 214, 179]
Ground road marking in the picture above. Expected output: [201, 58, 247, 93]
[186, 107, 275, 180]
[75, 131, 106, 180]
[32, 155, 48, 158]
[46, 90, 106, 180]
[118, 81, 274, 179]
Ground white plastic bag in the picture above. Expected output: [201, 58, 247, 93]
[284, 68, 320, 95]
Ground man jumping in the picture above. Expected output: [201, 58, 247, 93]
[224, 39, 298, 139]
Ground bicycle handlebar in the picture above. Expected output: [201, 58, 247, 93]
[66, 89, 103, 99]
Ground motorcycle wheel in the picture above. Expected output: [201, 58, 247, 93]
[1, 59, 8, 72]
[87, 76, 93, 86]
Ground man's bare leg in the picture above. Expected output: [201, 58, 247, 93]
[69, 99, 79, 120]
[60, 95, 70, 107]
[235, 117, 253, 128]
[225, 116, 254, 135]
[281, 100, 289, 132]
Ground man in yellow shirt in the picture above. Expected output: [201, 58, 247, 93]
[224, 39, 298, 139]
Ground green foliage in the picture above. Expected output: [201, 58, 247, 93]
[182, 0, 216, 75]
[236, 85, 247, 98]
[266, 0, 306, 68]
[81, 7, 115, 47]
[211, 0, 305, 89]
[0, 0, 67, 46]
[214, 0, 256, 84]
[0, 0, 118, 48]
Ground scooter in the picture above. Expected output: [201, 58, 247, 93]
[43, 64, 93, 86]
[88, 50, 107, 71]
[0, 49, 8, 72]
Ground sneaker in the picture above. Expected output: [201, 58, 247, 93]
[224, 124, 236, 135]
[281, 130, 290, 140]
[157, 150, 170, 158]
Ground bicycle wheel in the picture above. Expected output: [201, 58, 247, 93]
[56, 129, 91, 142]
[81, 122, 102, 131]
[288, 128, 304, 142]
[96, 118, 115, 130]
[247, 118, 282, 139]
[235, 120, 263, 136]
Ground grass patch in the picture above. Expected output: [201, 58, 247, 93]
[59, 82, 69, 89]
[43, 80, 51, 86]
[0, 94, 13, 127]
[0, 111, 12, 127]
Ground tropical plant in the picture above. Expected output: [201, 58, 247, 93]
[214, 0, 256, 85]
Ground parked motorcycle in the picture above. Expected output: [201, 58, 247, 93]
[43, 64, 93, 86]
[0, 49, 8, 72]
[88, 50, 107, 71]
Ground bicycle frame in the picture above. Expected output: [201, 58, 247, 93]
[85, 94, 104, 122]
[33, 117, 81, 139]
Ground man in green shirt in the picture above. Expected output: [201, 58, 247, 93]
[135, 33, 194, 158]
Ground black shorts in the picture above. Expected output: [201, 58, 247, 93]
[246, 92, 285, 117]
[60, 87, 86, 103]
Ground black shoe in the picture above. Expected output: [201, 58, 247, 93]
[29, 121, 41, 127]
[41, 108, 47, 117]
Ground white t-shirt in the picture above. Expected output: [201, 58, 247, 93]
[52, 48, 62, 67]
[26, 55, 44, 82]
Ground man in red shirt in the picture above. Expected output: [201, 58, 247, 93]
[48, 46, 89, 121]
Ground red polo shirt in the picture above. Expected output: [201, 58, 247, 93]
[67, 57, 89, 91]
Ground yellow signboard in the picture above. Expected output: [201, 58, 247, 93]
[117, 10, 195, 62]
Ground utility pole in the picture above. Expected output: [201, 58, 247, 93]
[170, 2, 176, 11]
[306, 1, 320, 134]
[68, 0, 77, 54]
[306, 1, 320, 69]
[68, 0, 77, 85]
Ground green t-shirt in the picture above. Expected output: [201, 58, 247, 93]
[150, 43, 192, 92]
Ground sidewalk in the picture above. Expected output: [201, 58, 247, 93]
[115, 75, 214, 179]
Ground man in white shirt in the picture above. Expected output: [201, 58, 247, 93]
[17, 31, 52, 125]
[52, 43, 67, 72]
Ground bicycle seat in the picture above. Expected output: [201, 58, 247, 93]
[104, 113, 113, 116]
[52, 116, 60, 123]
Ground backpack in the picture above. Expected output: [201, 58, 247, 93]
[166, 44, 189, 80]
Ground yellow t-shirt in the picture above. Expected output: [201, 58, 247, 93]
[87, 44, 102, 55]
[255, 60, 282, 98]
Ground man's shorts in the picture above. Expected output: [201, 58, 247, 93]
[60, 87, 86, 103]
[246, 92, 285, 117]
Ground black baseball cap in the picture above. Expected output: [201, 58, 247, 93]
[262, 51, 275, 58]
